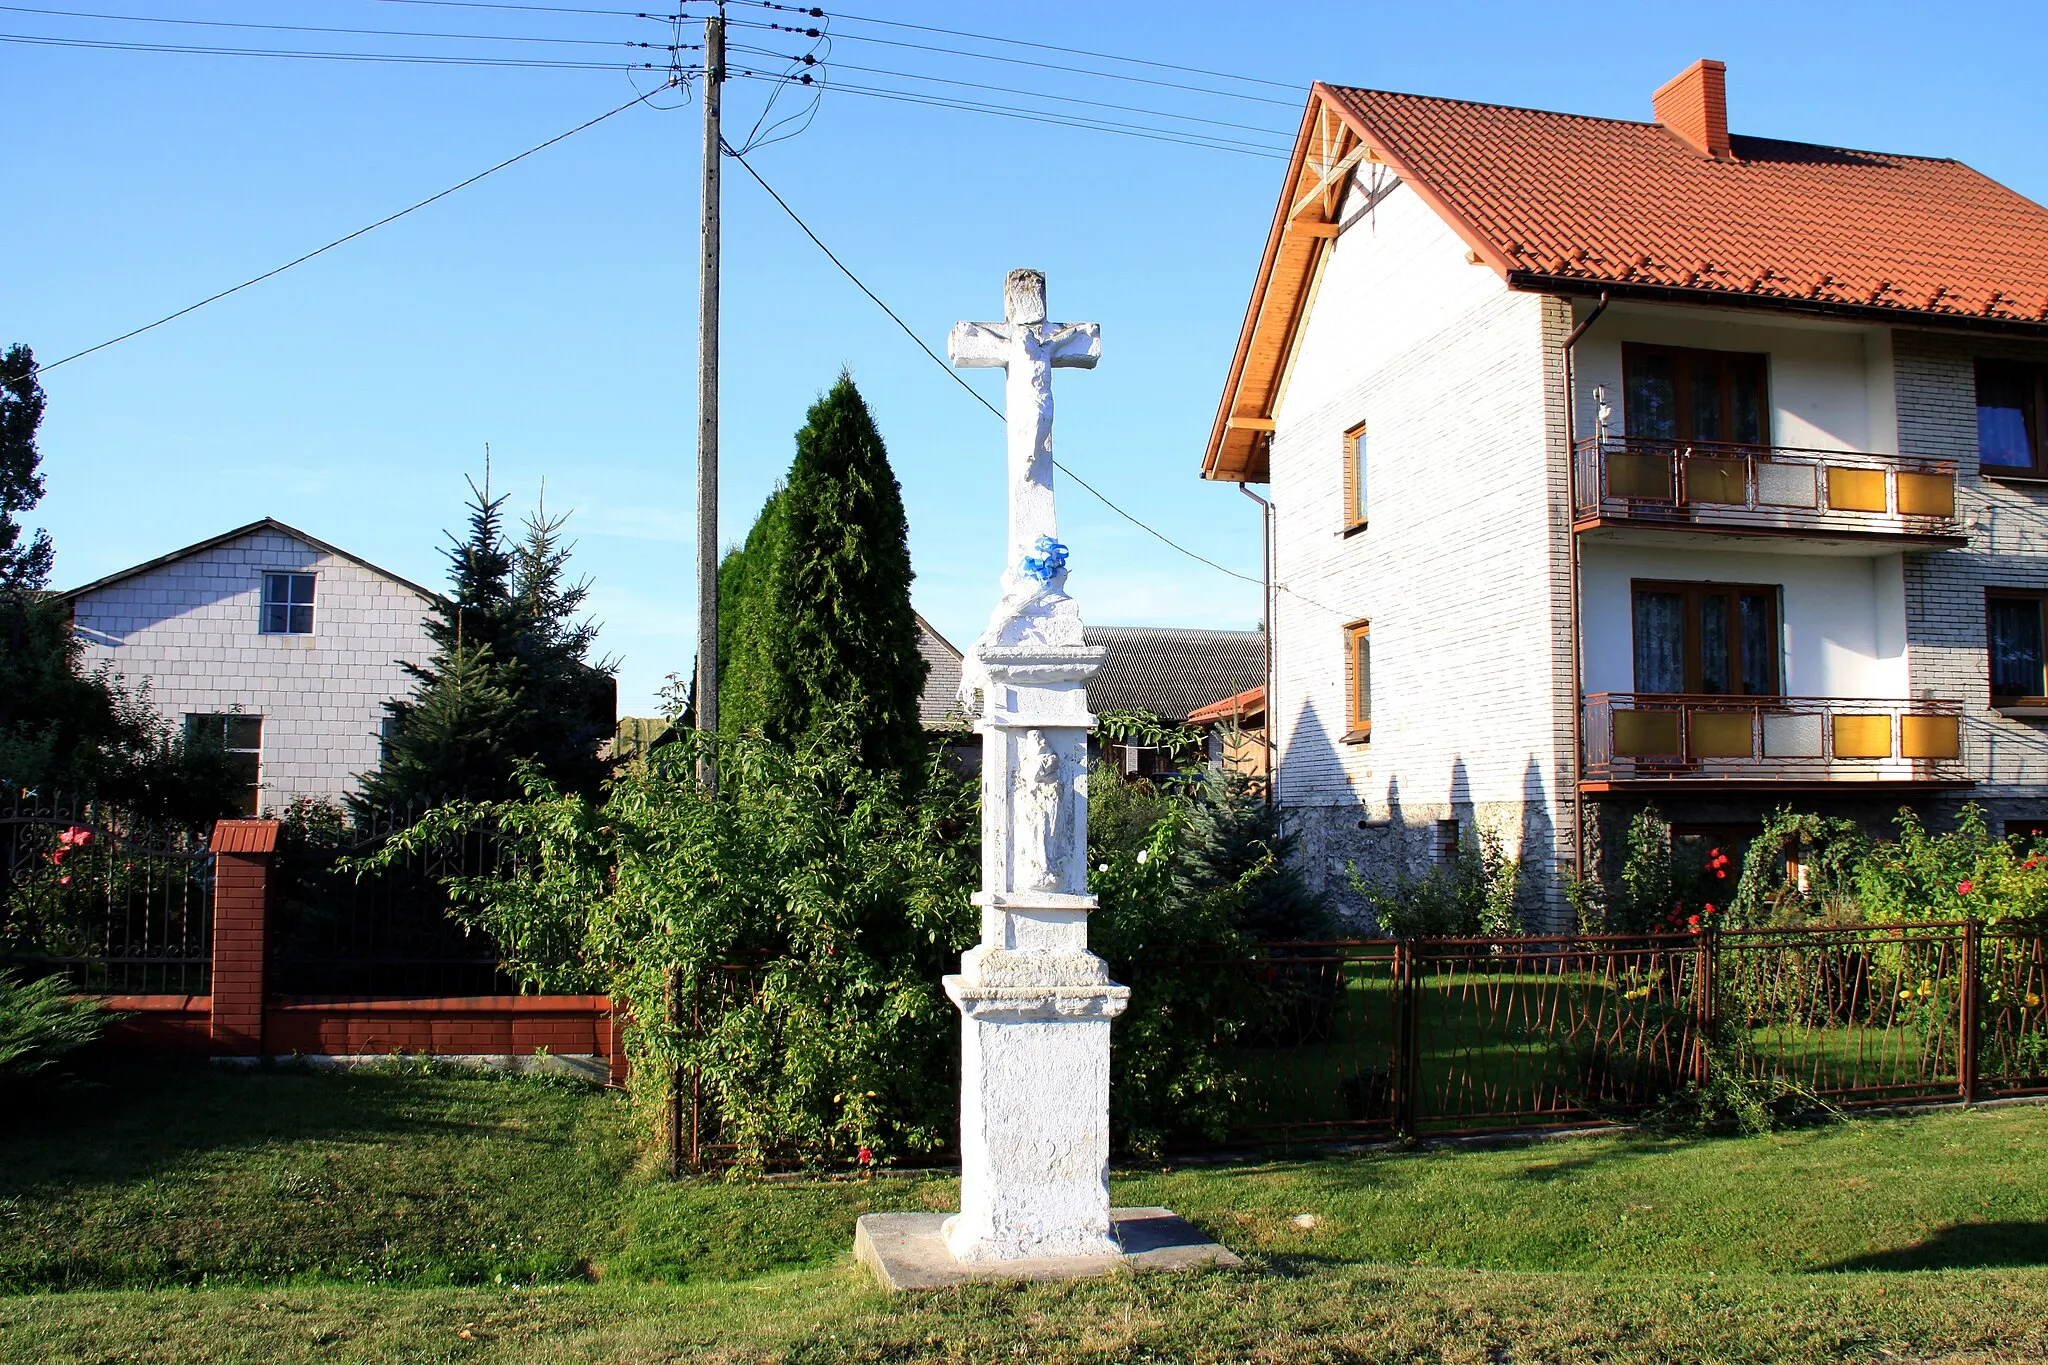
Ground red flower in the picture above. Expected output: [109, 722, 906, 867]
[2027, 859, 2040, 871]
[857, 1146, 873, 1166]
[1957, 880, 1974, 896]
[57, 875, 70, 886]
[58, 826, 91, 848]
[1715, 869, 1727, 880]
[1704, 904, 1717, 915]
[1687, 914, 1701, 928]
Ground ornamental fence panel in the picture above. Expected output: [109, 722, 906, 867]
[679, 923, 2048, 1164]
[268, 804, 528, 998]
[0, 789, 213, 995]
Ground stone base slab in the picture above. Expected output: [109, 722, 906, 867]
[853, 1207, 1241, 1292]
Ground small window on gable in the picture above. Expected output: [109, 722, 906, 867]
[262, 573, 315, 635]
[1976, 360, 2048, 479]
[1343, 421, 1368, 530]
[1343, 620, 1371, 743]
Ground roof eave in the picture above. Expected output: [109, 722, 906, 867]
[1505, 271, 2048, 338]
[55, 517, 443, 604]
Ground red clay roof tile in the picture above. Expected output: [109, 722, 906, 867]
[1322, 84, 2048, 324]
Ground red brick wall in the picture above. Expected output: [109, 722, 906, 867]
[208, 820, 279, 1057]
[264, 996, 615, 1058]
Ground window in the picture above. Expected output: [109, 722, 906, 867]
[1342, 421, 1368, 530]
[1623, 344, 1768, 445]
[262, 572, 315, 635]
[1987, 590, 2048, 704]
[1631, 580, 1779, 696]
[1344, 621, 1371, 742]
[186, 713, 263, 816]
[1976, 360, 2048, 478]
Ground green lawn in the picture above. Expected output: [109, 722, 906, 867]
[3, 1063, 2047, 1362]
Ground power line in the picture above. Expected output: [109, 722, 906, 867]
[366, 0, 675, 17]
[730, 17, 1299, 109]
[725, 42, 1294, 142]
[728, 69, 1288, 160]
[0, 31, 676, 67]
[725, 146, 1283, 600]
[31, 82, 677, 378]
[737, 0, 1301, 94]
[0, 4, 666, 48]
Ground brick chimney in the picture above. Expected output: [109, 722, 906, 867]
[1654, 59, 1731, 159]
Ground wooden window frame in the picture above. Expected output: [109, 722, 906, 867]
[1630, 579, 1782, 697]
[1343, 619, 1371, 744]
[1975, 359, 2048, 481]
[1341, 421, 1368, 534]
[1987, 588, 2048, 707]
[1622, 343, 1771, 446]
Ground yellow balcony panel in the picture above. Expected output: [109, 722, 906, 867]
[1901, 714, 1961, 760]
[1609, 453, 1674, 501]
[1614, 709, 1681, 757]
[1684, 457, 1747, 505]
[1897, 472, 1956, 518]
[1833, 713, 1894, 759]
[1827, 466, 1887, 513]
[1689, 710, 1755, 758]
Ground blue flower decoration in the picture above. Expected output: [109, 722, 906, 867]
[1020, 536, 1069, 583]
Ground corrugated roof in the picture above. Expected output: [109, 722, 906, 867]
[1083, 627, 1265, 721]
[1204, 74, 2048, 482]
[210, 819, 279, 854]
[915, 614, 969, 729]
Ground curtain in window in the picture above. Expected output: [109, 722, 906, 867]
[1978, 365, 2035, 468]
[1626, 353, 1678, 441]
[1989, 598, 2044, 696]
[1739, 594, 1775, 695]
[1633, 591, 1685, 693]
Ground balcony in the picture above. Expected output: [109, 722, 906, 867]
[1581, 693, 1970, 791]
[1573, 437, 1966, 548]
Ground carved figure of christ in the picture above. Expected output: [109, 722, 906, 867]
[948, 270, 1100, 594]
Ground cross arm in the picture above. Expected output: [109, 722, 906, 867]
[949, 321, 1012, 369]
[1046, 323, 1101, 370]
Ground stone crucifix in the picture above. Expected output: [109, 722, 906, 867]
[937, 270, 1128, 1265]
[948, 269, 1100, 656]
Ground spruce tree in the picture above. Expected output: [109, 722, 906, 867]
[765, 374, 927, 780]
[362, 477, 614, 809]
[0, 345, 53, 596]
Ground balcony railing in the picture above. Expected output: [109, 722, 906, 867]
[1582, 693, 1968, 787]
[1573, 437, 1964, 543]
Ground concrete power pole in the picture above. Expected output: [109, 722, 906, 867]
[694, 10, 725, 794]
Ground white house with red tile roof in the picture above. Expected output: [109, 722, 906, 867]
[1204, 60, 2048, 924]
[58, 519, 438, 813]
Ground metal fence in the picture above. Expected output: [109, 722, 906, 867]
[269, 805, 523, 998]
[0, 790, 213, 994]
[1198, 923, 2048, 1147]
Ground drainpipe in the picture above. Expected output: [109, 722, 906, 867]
[1239, 479, 1275, 804]
[1561, 291, 1610, 887]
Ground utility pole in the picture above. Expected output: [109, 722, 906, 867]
[694, 8, 725, 794]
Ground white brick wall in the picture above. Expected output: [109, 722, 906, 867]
[1266, 177, 1572, 922]
[70, 526, 435, 809]
[1897, 329, 2048, 815]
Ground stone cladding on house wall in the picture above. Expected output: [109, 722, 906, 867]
[1265, 177, 1571, 928]
[70, 526, 435, 809]
[1896, 328, 2048, 828]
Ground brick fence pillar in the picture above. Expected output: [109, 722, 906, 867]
[209, 819, 281, 1057]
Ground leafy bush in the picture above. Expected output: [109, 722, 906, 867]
[1089, 763, 1331, 1152]
[0, 971, 109, 1084]
[1351, 823, 1522, 938]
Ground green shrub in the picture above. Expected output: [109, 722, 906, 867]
[0, 970, 109, 1084]
[1351, 823, 1522, 938]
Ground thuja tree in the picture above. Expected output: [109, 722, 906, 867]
[715, 486, 789, 741]
[376, 716, 980, 1169]
[760, 374, 928, 781]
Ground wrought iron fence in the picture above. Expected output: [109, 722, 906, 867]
[268, 804, 526, 998]
[680, 922, 2048, 1162]
[0, 789, 213, 994]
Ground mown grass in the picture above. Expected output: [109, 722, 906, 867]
[3, 1063, 2047, 1361]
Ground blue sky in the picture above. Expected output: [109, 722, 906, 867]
[9, 1, 2046, 715]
